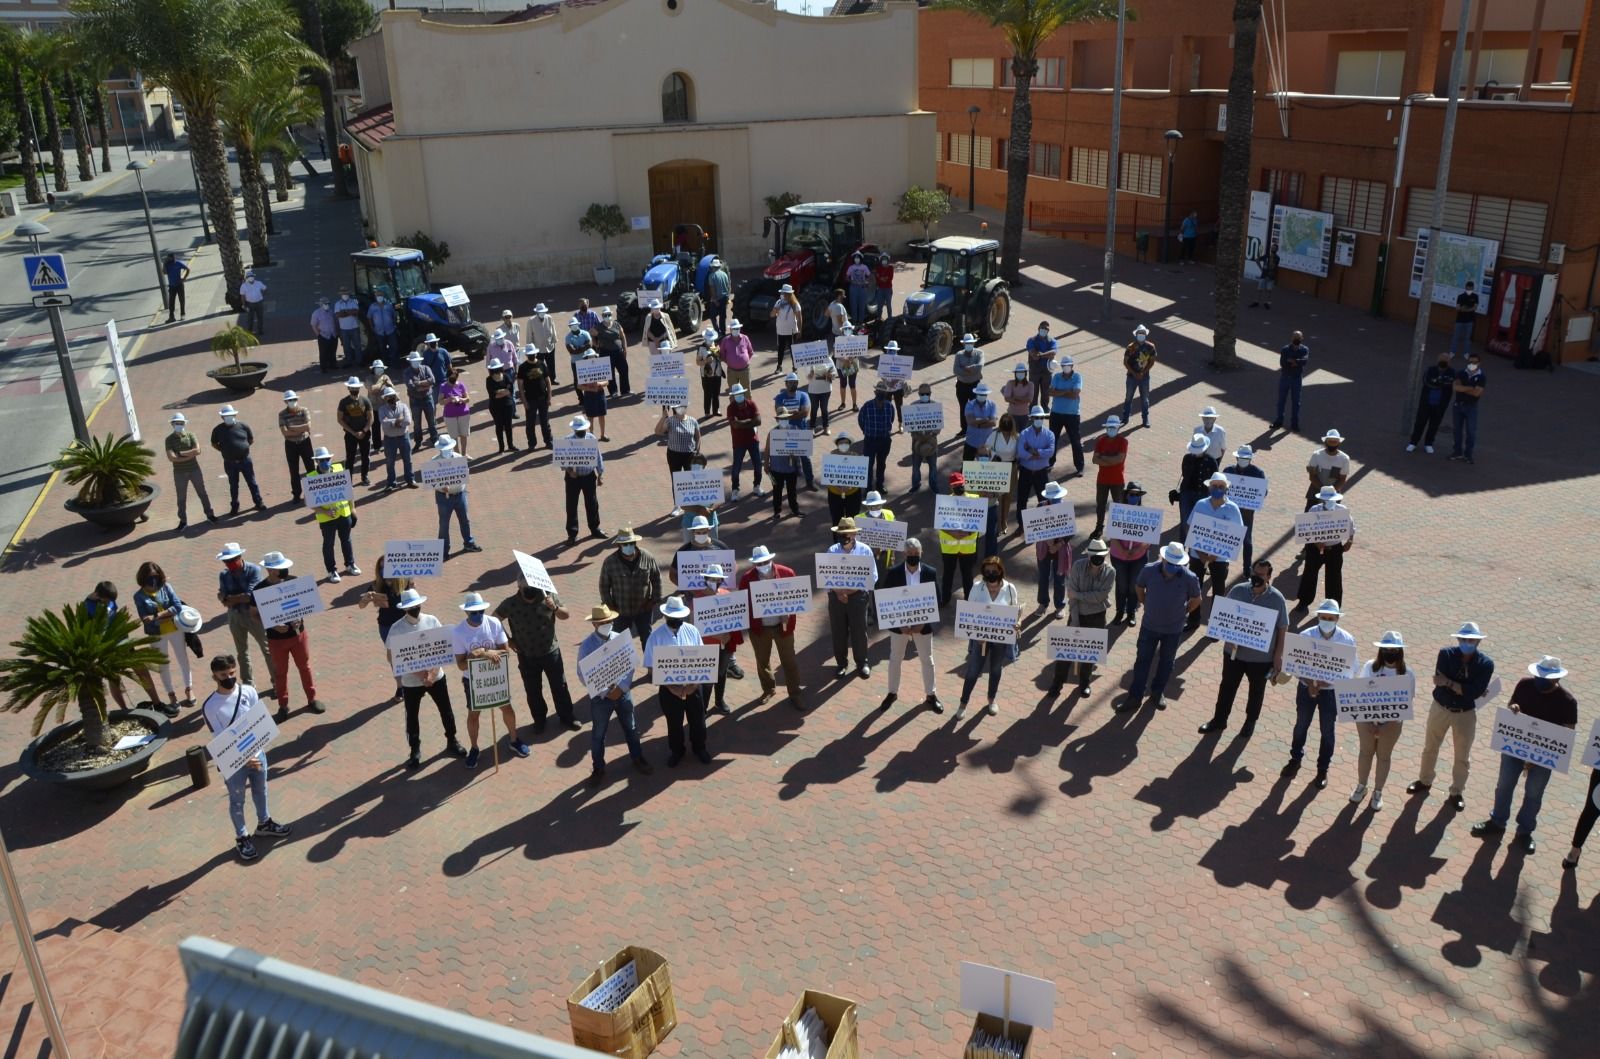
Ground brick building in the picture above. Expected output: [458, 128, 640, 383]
[920, 0, 1599, 363]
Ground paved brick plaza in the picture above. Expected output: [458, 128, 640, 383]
[0, 213, 1596, 1058]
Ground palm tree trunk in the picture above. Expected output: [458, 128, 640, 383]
[270, 148, 291, 200]
[40, 75, 68, 192]
[93, 85, 112, 173]
[1000, 57, 1036, 283]
[11, 66, 43, 204]
[64, 71, 94, 183]
[80, 687, 110, 749]
[304, 0, 351, 198]
[189, 114, 245, 306]
[237, 140, 271, 267]
[1211, 0, 1264, 369]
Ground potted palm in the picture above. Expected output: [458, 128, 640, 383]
[579, 203, 628, 286]
[58, 432, 160, 529]
[3, 604, 172, 791]
[206, 324, 269, 392]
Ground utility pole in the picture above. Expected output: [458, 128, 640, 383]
[1101, 0, 1128, 319]
[0, 828, 71, 1059]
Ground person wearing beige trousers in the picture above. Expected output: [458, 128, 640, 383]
[1405, 622, 1495, 812]
[1349, 632, 1414, 811]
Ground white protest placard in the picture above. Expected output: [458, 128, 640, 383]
[419, 455, 470, 490]
[634, 289, 654, 311]
[961, 460, 1013, 496]
[648, 350, 685, 377]
[676, 548, 736, 590]
[1490, 706, 1576, 774]
[815, 552, 875, 591]
[512, 549, 557, 594]
[748, 575, 813, 619]
[577, 634, 637, 698]
[1280, 636, 1359, 682]
[768, 429, 814, 458]
[1224, 474, 1268, 512]
[1047, 625, 1109, 664]
[387, 625, 457, 677]
[935, 494, 988, 533]
[855, 517, 908, 552]
[576, 357, 613, 386]
[901, 401, 944, 434]
[252, 577, 325, 627]
[955, 600, 1019, 645]
[468, 655, 513, 710]
[205, 697, 280, 781]
[692, 590, 750, 637]
[1021, 503, 1076, 544]
[873, 582, 939, 629]
[439, 284, 470, 308]
[671, 468, 725, 508]
[552, 436, 602, 471]
[643, 375, 690, 406]
[1294, 508, 1354, 546]
[1105, 503, 1162, 545]
[1205, 596, 1280, 654]
[302, 469, 353, 510]
[833, 333, 868, 362]
[1332, 673, 1416, 723]
[1580, 717, 1600, 769]
[1185, 514, 1248, 562]
[820, 454, 869, 490]
[877, 352, 915, 382]
[959, 962, 1056, 1031]
[791, 340, 831, 370]
[650, 643, 721, 685]
[384, 539, 445, 579]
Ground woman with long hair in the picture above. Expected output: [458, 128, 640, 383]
[132, 560, 191, 716]
[957, 555, 1021, 721]
[359, 556, 415, 701]
[1350, 630, 1413, 811]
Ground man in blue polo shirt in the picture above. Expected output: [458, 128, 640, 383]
[1014, 406, 1056, 528]
[773, 375, 816, 490]
[1185, 471, 1244, 628]
[1116, 542, 1201, 713]
[1025, 320, 1057, 394]
[1047, 354, 1084, 474]
[962, 382, 998, 462]
[366, 292, 399, 366]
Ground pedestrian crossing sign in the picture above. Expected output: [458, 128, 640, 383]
[23, 254, 70, 293]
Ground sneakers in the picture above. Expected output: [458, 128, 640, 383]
[255, 818, 291, 838]
[346, 564, 362, 576]
[508, 738, 532, 758]
[1349, 783, 1367, 804]
[953, 703, 967, 721]
[985, 702, 998, 716]
[1424, 445, 1434, 454]
[1405, 443, 1416, 452]
[308, 700, 327, 714]
[729, 488, 741, 501]
[327, 570, 342, 584]
[235, 836, 259, 862]
[670, 506, 684, 517]
[1370, 789, 1384, 811]
[1470, 819, 1505, 838]
[464, 747, 481, 769]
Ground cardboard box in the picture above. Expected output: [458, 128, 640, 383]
[566, 946, 677, 1059]
[967, 1013, 1033, 1058]
[764, 990, 859, 1059]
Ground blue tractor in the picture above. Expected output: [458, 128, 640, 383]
[351, 247, 489, 361]
[615, 223, 711, 335]
[884, 236, 1011, 362]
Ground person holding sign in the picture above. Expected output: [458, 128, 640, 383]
[1471, 657, 1577, 854]
[452, 592, 531, 769]
[1090, 416, 1128, 538]
[1186, 473, 1244, 629]
[1108, 481, 1150, 625]
[1034, 482, 1073, 615]
[1407, 621, 1495, 811]
[939, 471, 980, 606]
[908, 384, 942, 494]
[1294, 486, 1355, 612]
[836, 324, 861, 410]
[1347, 632, 1411, 811]
[655, 404, 701, 516]
[565, 318, 594, 389]
[859, 492, 898, 569]
[806, 351, 837, 433]
[1225, 446, 1266, 569]
[561, 415, 606, 544]
[202, 655, 293, 862]
[857, 381, 898, 494]
[877, 538, 943, 714]
[427, 436, 481, 556]
[1014, 407, 1056, 530]
[384, 589, 467, 769]
[1281, 599, 1357, 789]
[304, 448, 359, 583]
[495, 577, 578, 735]
[738, 546, 804, 710]
[644, 597, 712, 766]
[577, 605, 653, 787]
[1174, 433, 1218, 539]
[690, 565, 743, 715]
[259, 552, 322, 722]
[763, 410, 807, 519]
[877, 341, 907, 431]
[956, 556, 1020, 721]
[825, 518, 879, 680]
[592, 306, 630, 398]
[1198, 558, 1288, 737]
[1116, 543, 1201, 714]
[1056, 538, 1115, 692]
[824, 432, 865, 527]
[578, 350, 611, 442]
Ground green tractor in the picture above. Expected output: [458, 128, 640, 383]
[883, 236, 1011, 362]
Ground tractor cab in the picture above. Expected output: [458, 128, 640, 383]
[350, 247, 488, 360]
[905, 237, 999, 319]
[618, 223, 713, 333]
[889, 236, 1011, 362]
[762, 202, 873, 295]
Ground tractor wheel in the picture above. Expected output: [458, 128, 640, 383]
[980, 288, 1012, 343]
[798, 286, 831, 340]
[925, 321, 956, 363]
[732, 278, 767, 331]
[672, 293, 703, 335]
[617, 291, 642, 332]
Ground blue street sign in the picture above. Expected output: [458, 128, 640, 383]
[23, 254, 70, 293]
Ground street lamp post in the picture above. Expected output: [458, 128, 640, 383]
[188, 147, 213, 243]
[16, 222, 91, 446]
[1160, 129, 1183, 264]
[967, 104, 981, 213]
[127, 161, 168, 314]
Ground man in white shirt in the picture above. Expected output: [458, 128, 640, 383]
[428, 436, 480, 556]
[1282, 598, 1358, 789]
[201, 654, 291, 861]
[826, 517, 879, 680]
[239, 270, 268, 336]
[384, 588, 467, 769]
[1194, 406, 1227, 461]
[452, 592, 529, 768]
[644, 596, 711, 765]
[528, 303, 558, 378]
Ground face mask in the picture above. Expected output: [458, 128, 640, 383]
[224, 559, 244, 572]
[905, 556, 920, 568]
[756, 562, 773, 577]
[1106, 426, 1120, 438]
[786, 384, 797, 394]
[1325, 444, 1340, 454]
[217, 675, 238, 689]
[1127, 494, 1142, 506]
[222, 415, 237, 424]
[1318, 619, 1338, 634]
[837, 443, 850, 453]
[316, 461, 331, 474]
[1323, 500, 1338, 511]
[522, 587, 539, 600]
[665, 617, 683, 631]
[385, 399, 398, 406]
[1091, 555, 1106, 566]
[573, 429, 586, 438]
[621, 544, 637, 558]
[1379, 652, 1400, 668]
[693, 532, 711, 545]
[347, 388, 361, 397]
[1458, 641, 1477, 656]
[1236, 458, 1252, 467]
[172, 424, 185, 434]
[1037, 328, 1048, 337]
[976, 454, 991, 463]
[733, 394, 746, 404]
[918, 394, 931, 403]
[403, 609, 422, 624]
[286, 400, 298, 409]
[594, 623, 613, 637]
[1533, 677, 1553, 691]
[983, 570, 1001, 584]
[1032, 419, 1046, 429]
[1249, 574, 1265, 588]
[467, 612, 484, 626]
[1467, 362, 1480, 373]
[1209, 488, 1226, 499]
[1163, 562, 1182, 575]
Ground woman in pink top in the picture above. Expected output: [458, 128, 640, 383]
[440, 366, 472, 456]
[1107, 480, 1151, 624]
[1001, 362, 1036, 419]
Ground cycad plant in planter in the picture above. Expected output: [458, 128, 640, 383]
[579, 203, 628, 286]
[1, 604, 171, 789]
[58, 433, 160, 529]
[206, 324, 269, 393]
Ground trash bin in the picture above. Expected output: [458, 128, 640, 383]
[1135, 231, 1150, 262]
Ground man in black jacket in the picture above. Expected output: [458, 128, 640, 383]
[876, 537, 944, 714]
[1406, 350, 1455, 454]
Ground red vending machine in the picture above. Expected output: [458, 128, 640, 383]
[1485, 266, 1556, 366]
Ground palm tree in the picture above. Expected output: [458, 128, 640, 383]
[259, 85, 321, 201]
[935, 0, 1120, 283]
[1210, 0, 1264, 369]
[298, 0, 357, 198]
[63, 67, 96, 183]
[28, 33, 70, 193]
[0, 26, 43, 204]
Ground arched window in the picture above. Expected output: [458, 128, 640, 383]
[662, 73, 692, 124]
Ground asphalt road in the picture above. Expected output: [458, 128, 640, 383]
[0, 151, 211, 547]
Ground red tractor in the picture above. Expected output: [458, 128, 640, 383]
[732, 201, 880, 339]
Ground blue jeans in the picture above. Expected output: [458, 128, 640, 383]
[435, 490, 475, 549]
[1450, 320, 1474, 357]
[1037, 559, 1066, 608]
[224, 752, 270, 837]
[730, 442, 763, 491]
[1122, 374, 1150, 425]
[337, 328, 362, 366]
[223, 457, 263, 508]
[1490, 753, 1553, 836]
[863, 437, 891, 493]
[1276, 372, 1302, 427]
[848, 285, 869, 324]
[1111, 556, 1143, 619]
[910, 451, 939, 493]
[410, 396, 438, 444]
[870, 287, 893, 320]
[810, 391, 832, 432]
[371, 331, 398, 363]
[1451, 402, 1479, 458]
[590, 692, 645, 768]
[1177, 487, 1200, 535]
[1126, 627, 1181, 700]
[1291, 684, 1337, 771]
[383, 434, 414, 487]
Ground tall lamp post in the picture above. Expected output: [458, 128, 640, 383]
[1160, 129, 1183, 264]
[967, 104, 981, 212]
[127, 161, 168, 313]
[16, 221, 90, 445]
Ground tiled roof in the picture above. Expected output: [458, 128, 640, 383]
[345, 102, 395, 151]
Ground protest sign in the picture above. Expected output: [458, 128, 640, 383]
[814, 552, 875, 591]
[768, 429, 814, 458]
[1490, 707, 1576, 774]
[820, 454, 870, 490]
[205, 697, 280, 781]
[901, 401, 944, 434]
[383, 539, 445, 578]
[1580, 717, 1600, 770]
[577, 634, 637, 699]
[1105, 503, 1162, 545]
[955, 600, 1020, 645]
[877, 352, 915, 383]
[418, 456, 469, 490]
[635, 290, 655, 312]
[873, 582, 939, 629]
[650, 644, 721, 685]
[1224, 474, 1268, 512]
[692, 590, 750, 637]
[252, 577, 325, 627]
[671, 468, 725, 508]
[1332, 673, 1416, 723]
[748, 575, 813, 619]
[1205, 596, 1280, 654]
[1294, 508, 1354, 546]
[1021, 503, 1076, 544]
[575, 357, 614, 386]
[468, 655, 513, 710]
[935, 494, 987, 533]
[1280, 636, 1359, 682]
[1047, 626, 1109, 664]
[791, 340, 831, 370]
[1185, 514, 1248, 562]
[833, 333, 868, 362]
[961, 460, 1013, 496]
[648, 350, 685, 378]
[644, 376, 690, 406]
[552, 436, 602, 471]
[388, 625, 457, 677]
[676, 548, 735, 590]
[512, 549, 558, 594]
[302, 469, 352, 510]
[855, 516, 908, 552]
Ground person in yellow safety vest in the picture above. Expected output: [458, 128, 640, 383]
[306, 446, 360, 584]
[859, 490, 897, 568]
[938, 470, 979, 605]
